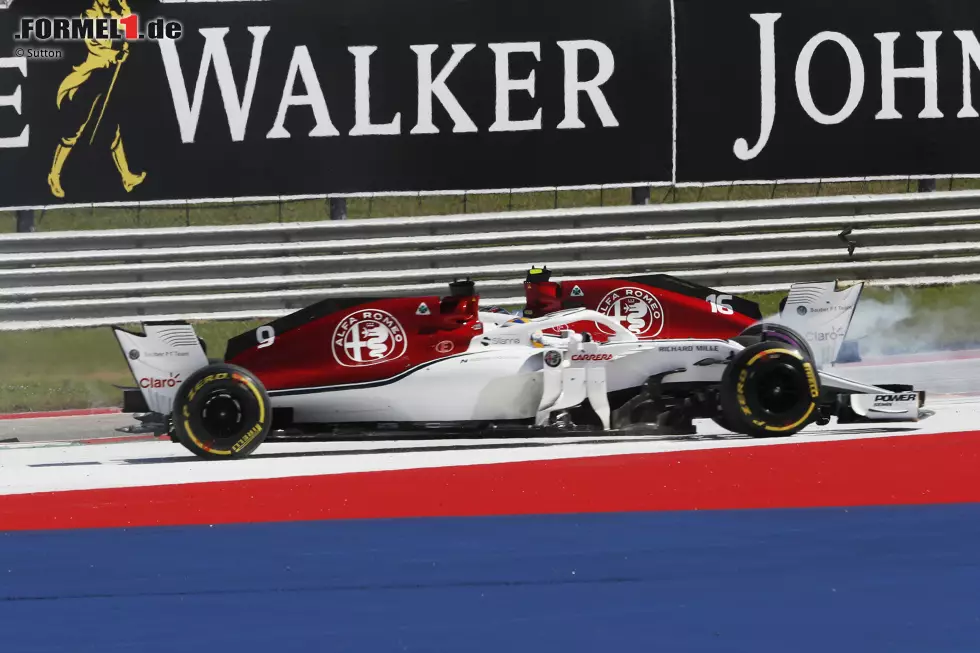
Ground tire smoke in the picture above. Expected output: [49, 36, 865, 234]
[844, 288, 975, 357]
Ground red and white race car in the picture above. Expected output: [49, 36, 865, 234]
[111, 268, 928, 459]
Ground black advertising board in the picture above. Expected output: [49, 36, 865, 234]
[675, 0, 980, 183]
[0, 0, 672, 208]
[7, 0, 980, 210]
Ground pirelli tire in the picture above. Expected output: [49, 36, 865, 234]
[719, 341, 821, 438]
[712, 322, 813, 435]
[171, 363, 271, 460]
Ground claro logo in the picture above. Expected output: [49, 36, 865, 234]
[806, 326, 846, 342]
[140, 372, 182, 389]
[571, 353, 613, 361]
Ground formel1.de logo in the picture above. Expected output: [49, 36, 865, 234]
[14, 13, 183, 43]
[596, 287, 665, 337]
[332, 310, 408, 367]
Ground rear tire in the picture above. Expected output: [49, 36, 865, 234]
[172, 363, 271, 459]
[719, 341, 821, 438]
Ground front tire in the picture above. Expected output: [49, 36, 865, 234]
[172, 363, 271, 459]
[719, 341, 821, 438]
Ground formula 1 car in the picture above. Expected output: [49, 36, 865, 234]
[111, 269, 930, 459]
[518, 266, 864, 366]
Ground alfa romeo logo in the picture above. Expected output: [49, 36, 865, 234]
[332, 309, 407, 367]
[596, 287, 665, 337]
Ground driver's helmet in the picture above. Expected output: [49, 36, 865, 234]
[482, 305, 519, 315]
[497, 316, 531, 328]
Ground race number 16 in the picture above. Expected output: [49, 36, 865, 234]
[706, 294, 734, 315]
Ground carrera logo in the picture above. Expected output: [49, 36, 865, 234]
[140, 372, 181, 389]
[596, 287, 665, 338]
[571, 353, 613, 361]
[875, 393, 917, 402]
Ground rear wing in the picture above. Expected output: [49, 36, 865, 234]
[777, 281, 864, 368]
[111, 322, 208, 415]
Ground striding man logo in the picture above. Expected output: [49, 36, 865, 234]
[47, 0, 146, 199]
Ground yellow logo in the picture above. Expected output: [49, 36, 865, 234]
[803, 362, 819, 398]
[233, 422, 264, 453]
[187, 372, 229, 401]
[46, 0, 146, 199]
[737, 368, 751, 416]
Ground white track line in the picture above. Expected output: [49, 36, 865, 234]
[1, 397, 976, 497]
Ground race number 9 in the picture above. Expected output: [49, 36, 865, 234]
[706, 294, 734, 315]
[256, 326, 276, 349]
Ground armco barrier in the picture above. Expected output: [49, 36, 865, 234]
[2, 189, 980, 330]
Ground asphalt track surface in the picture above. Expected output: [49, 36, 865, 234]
[0, 412, 132, 444]
[2, 351, 980, 652]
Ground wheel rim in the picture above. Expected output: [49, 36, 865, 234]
[200, 391, 244, 439]
[754, 363, 803, 416]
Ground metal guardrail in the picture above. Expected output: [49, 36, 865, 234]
[3, 189, 980, 330]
